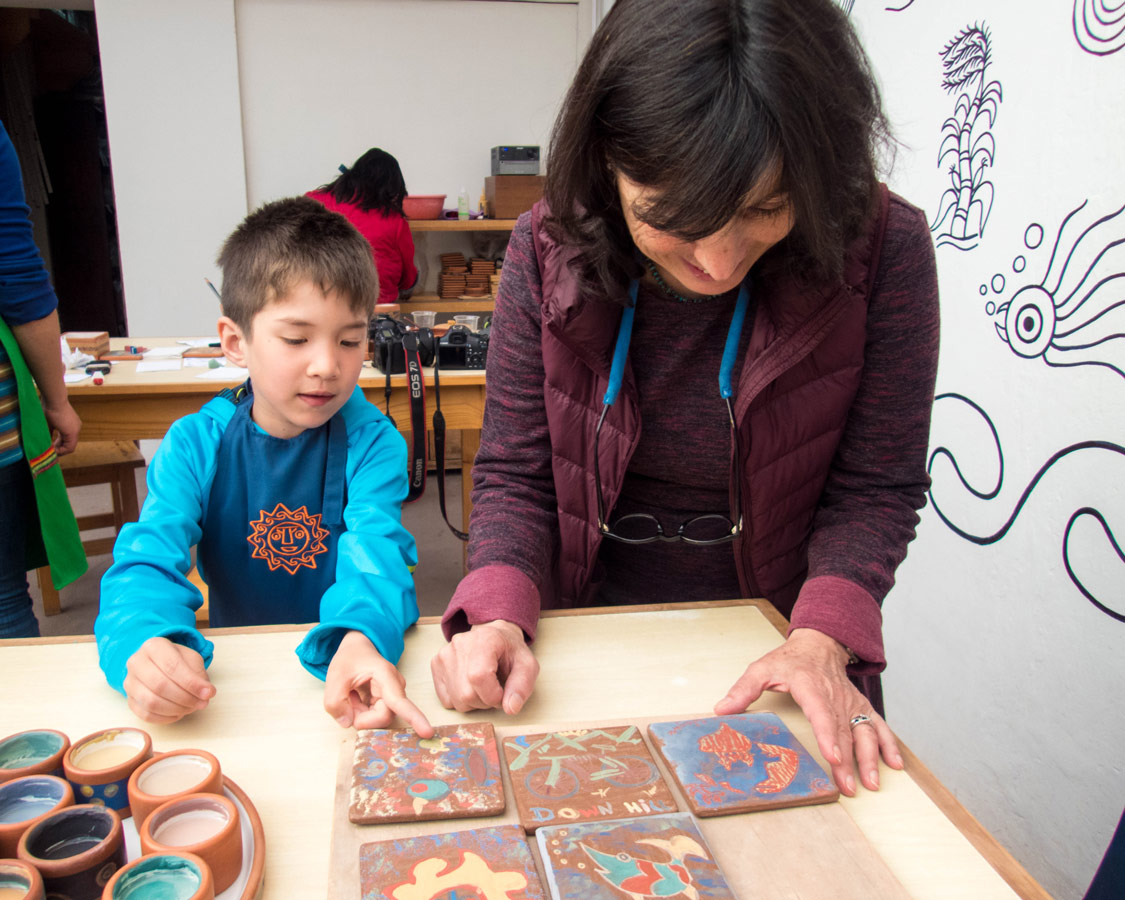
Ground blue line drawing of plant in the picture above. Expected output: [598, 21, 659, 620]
[982, 200, 1125, 379]
[928, 393, 1124, 623]
[1073, 0, 1125, 55]
[835, 0, 855, 15]
[885, 0, 917, 10]
[930, 24, 1002, 252]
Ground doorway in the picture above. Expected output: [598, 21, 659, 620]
[0, 6, 125, 334]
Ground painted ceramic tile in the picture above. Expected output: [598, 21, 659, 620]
[648, 712, 838, 816]
[502, 726, 678, 832]
[536, 813, 734, 900]
[360, 823, 546, 900]
[350, 723, 505, 824]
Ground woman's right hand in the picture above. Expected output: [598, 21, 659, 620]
[430, 619, 539, 715]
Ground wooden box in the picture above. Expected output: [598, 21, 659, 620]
[62, 331, 110, 357]
[485, 175, 545, 219]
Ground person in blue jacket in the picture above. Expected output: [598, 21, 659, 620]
[95, 196, 432, 735]
[0, 118, 85, 639]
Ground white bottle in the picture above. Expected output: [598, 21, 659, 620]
[457, 187, 470, 220]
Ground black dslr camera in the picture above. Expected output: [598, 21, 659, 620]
[438, 323, 489, 369]
[370, 316, 436, 374]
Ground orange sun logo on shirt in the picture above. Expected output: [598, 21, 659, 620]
[246, 503, 329, 574]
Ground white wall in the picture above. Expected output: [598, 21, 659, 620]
[95, 0, 247, 335]
[94, 0, 591, 336]
[236, 0, 586, 209]
[848, 2, 1125, 898]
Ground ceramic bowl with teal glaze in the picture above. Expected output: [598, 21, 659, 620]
[0, 729, 70, 784]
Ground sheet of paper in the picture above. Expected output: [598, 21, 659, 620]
[141, 346, 184, 360]
[178, 338, 221, 348]
[136, 359, 183, 373]
[195, 365, 248, 380]
[64, 371, 90, 384]
[183, 357, 219, 368]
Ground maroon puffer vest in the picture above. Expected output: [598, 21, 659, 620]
[530, 186, 890, 617]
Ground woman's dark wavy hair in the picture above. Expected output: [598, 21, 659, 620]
[320, 147, 408, 216]
[544, 0, 893, 304]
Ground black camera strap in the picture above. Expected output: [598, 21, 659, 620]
[432, 354, 469, 541]
[401, 332, 427, 503]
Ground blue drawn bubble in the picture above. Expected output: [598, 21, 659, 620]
[991, 274, 1006, 293]
[980, 284, 988, 295]
[1024, 224, 1044, 250]
[985, 301, 996, 315]
[1013, 255, 1026, 273]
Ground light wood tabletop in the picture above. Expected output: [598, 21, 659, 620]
[0, 601, 1050, 899]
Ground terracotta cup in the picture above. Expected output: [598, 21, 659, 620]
[140, 793, 242, 894]
[64, 728, 152, 818]
[127, 750, 222, 831]
[0, 858, 45, 900]
[101, 851, 215, 900]
[0, 730, 70, 784]
[0, 774, 75, 858]
[17, 804, 126, 900]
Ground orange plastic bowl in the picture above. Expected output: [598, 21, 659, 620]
[402, 194, 446, 219]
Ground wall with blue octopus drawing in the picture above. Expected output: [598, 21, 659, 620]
[845, 2, 1124, 897]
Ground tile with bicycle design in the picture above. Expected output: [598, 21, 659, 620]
[501, 725, 678, 832]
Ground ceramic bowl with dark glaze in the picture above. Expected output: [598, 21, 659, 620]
[17, 803, 126, 900]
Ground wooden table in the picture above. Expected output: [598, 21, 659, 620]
[65, 338, 486, 532]
[0, 602, 1049, 899]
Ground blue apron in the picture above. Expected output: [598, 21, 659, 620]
[197, 383, 347, 627]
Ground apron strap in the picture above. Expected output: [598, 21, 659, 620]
[323, 411, 347, 525]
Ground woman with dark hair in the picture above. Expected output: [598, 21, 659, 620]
[432, 0, 939, 798]
[307, 148, 418, 304]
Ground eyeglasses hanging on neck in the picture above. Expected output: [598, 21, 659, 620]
[593, 279, 748, 546]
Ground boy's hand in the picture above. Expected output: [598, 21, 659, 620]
[325, 631, 434, 737]
[124, 637, 216, 724]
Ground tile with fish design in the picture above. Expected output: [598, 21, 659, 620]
[360, 823, 546, 900]
[536, 812, 734, 899]
[502, 726, 678, 833]
[349, 723, 505, 824]
[648, 712, 838, 816]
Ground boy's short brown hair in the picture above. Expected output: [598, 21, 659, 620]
[216, 196, 378, 333]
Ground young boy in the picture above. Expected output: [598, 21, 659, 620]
[95, 197, 432, 736]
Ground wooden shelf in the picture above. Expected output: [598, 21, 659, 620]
[407, 218, 517, 232]
[398, 297, 495, 314]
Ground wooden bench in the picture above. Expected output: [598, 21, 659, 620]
[37, 441, 145, 616]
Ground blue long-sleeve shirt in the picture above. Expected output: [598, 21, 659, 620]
[95, 385, 420, 690]
[1, 119, 60, 468]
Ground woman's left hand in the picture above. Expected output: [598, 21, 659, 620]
[713, 627, 903, 796]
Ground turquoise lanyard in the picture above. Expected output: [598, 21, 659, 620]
[602, 280, 751, 407]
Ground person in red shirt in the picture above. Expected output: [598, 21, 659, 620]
[307, 148, 418, 305]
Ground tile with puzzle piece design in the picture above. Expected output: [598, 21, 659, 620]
[536, 812, 734, 899]
[349, 723, 505, 824]
[502, 725, 678, 832]
[360, 823, 546, 900]
[648, 712, 838, 816]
